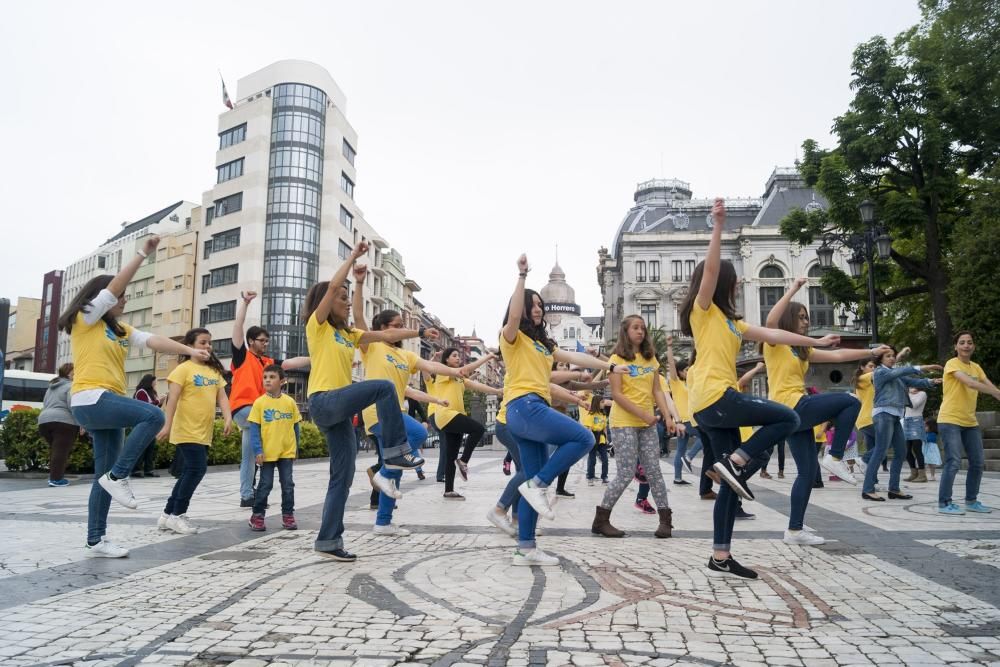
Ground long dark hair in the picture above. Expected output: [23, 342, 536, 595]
[302, 281, 350, 329]
[57, 275, 125, 336]
[611, 314, 655, 362]
[589, 394, 603, 413]
[852, 358, 875, 389]
[501, 288, 555, 351]
[434, 346, 461, 378]
[371, 309, 403, 348]
[679, 259, 741, 337]
[180, 328, 226, 376]
[137, 373, 158, 400]
[773, 301, 810, 361]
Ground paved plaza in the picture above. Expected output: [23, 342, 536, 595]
[1, 450, 1000, 667]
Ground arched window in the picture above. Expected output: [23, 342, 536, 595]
[807, 264, 834, 327]
[758, 265, 784, 325]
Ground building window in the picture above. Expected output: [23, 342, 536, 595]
[214, 192, 243, 217]
[636, 261, 647, 282]
[759, 265, 785, 325]
[343, 139, 356, 166]
[640, 303, 657, 329]
[684, 260, 696, 280]
[199, 300, 237, 326]
[202, 264, 238, 293]
[213, 338, 234, 358]
[650, 261, 660, 282]
[216, 158, 244, 184]
[219, 123, 247, 149]
[204, 228, 240, 259]
[807, 264, 834, 327]
[97, 255, 106, 269]
[338, 240, 352, 260]
[671, 260, 682, 282]
[203, 240, 212, 260]
[205, 206, 214, 226]
[341, 172, 354, 198]
[340, 205, 353, 230]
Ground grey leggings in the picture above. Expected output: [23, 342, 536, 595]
[601, 425, 669, 510]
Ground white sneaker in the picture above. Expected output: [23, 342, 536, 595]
[373, 473, 403, 500]
[157, 513, 170, 531]
[854, 459, 867, 474]
[85, 539, 129, 558]
[783, 529, 826, 546]
[512, 548, 559, 566]
[165, 514, 198, 535]
[519, 481, 555, 520]
[819, 454, 858, 486]
[98, 473, 139, 509]
[486, 508, 516, 536]
[372, 523, 411, 537]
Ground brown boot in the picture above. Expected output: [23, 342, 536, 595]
[655, 508, 673, 538]
[914, 470, 928, 483]
[706, 470, 722, 484]
[591, 506, 625, 537]
[905, 469, 919, 482]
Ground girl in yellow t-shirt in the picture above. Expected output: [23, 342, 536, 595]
[938, 331, 1000, 514]
[155, 328, 232, 536]
[58, 235, 212, 559]
[297, 241, 436, 562]
[679, 199, 839, 581]
[592, 314, 681, 540]
[502, 254, 626, 567]
[761, 277, 890, 544]
[581, 393, 611, 485]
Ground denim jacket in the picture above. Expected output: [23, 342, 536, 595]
[873, 365, 934, 414]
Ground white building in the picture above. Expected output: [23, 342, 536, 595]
[194, 60, 398, 374]
[539, 262, 603, 353]
[56, 201, 196, 366]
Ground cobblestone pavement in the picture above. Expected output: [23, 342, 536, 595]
[1, 450, 1000, 666]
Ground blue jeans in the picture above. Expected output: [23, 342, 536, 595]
[672, 425, 702, 480]
[863, 413, 906, 494]
[254, 458, 294, 515]
[785, 392, 860, 530]
[587, 442, 609, 480]
[495, 422, 524, 515]
[72, 392, 166, 545]
[938, 424, 984, 507]
[233, 405, 255, 501]
[372, 414, 428, 526]
[164, 444, 208, 516]
[507, 394, 595, 549]
[693, 388, 799, 552]
[308, 379, 405, 552]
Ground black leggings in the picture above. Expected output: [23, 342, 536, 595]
[906, 439, 925, 470]
[441, 414, 485, 492]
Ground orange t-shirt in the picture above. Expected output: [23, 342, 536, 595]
[229, 342, 273, 412]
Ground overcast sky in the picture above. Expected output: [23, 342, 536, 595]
[1, 1, 922, 337]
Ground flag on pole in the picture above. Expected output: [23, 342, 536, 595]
[221, 74, 234, 110]
[576, 340, 586, 353]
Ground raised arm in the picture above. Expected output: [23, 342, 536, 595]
[405, 386, 448, 407]
[461, 352, 496, 377]
[232, 291, 256, 350]
[696, 198, 725, 310]
[359, 326, 437, 347]
[351, 264, 369, 332]
[738, 362, 766, 391]
[464, 378, 504, 397]
[146, 335, 211, 363]
[109, 236, 160, 298]
[282, 356, 311, 371]
[416, 357, 465, 378]
[552, 349, 627, 374]
[314, 240, 368, 325]
[502, 254, 529, 344]
[744, 326, 840, 349]
[811, 344, 890, 364]
[953, 371, 1000, 400]
[766, 277, 808, 329]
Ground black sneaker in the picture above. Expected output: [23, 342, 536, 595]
[682, 456, 694, 474]
[735, 506, 756, 520]
[317, 548, 357, 562]
[673, 479, 692, 486]
[417, 470, 426, 481]
[240, 497, 254, 508]
[706, 555, 758, 580]
[555, 489, 575, 499]
[813, 480, 825, 489]
[713, 457, 755, 501]
[384, 453, 425, 470]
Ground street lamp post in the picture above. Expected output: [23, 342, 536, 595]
[816, 199, 892, 344]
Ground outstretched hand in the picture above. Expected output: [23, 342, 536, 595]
[792, 276, 808, 290]
[922, 364, 944, 373]
[817, 334, 841, 347]
[240, 290, 258, 305]
[142, 235, 162, 256]
[711, 198, 726, 226]
[517, 254, 529, 274]
[351, 240, 370, 259]
[352, 264, 368, 282]
[189, 348, 211, 362]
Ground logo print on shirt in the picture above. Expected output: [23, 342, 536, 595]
[263, 408, 294, 422]
[333, 330, 355, 349]
[726, 319, 742, 338]
[104, 324, 129, 349]
[532, 340, 552, 356]
[385, 353, 409, 371]
[193, 374, 220, 387]
[627, 364, 655, 378]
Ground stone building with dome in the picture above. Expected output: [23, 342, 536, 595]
[539, 261, 603, 353]
[597, 168, 867, 392]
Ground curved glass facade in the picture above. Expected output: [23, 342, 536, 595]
[262, 83, 327, 359]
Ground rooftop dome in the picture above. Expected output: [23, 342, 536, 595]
[540, 262, 576, 305]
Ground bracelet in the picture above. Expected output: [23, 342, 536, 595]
[418, 326, 427, 338]
[518, 272, 528, 278]
[609, 363, 617, 373]
[136, 249, 148, 258]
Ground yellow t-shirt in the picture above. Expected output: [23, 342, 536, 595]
[740, 426, 754, 442]
[688, 302, 751, 413]
[814, 424, 827, 443]
[428, 374, 466, 428]
[609, 353, 659, 428]
[167, 361, 223, 446]
[855, 372, 874, 429]
[499, 330, 552, 405]
[939, 358, 985, 427]
[764, 344, 810, 410]
[248, 393, 302, 461]
[305, 313, 363, 396]
[580, 409, 606, 431]
[71, 313, 135, 396]
[361, 342, 421, 431]
[669, 377, 690, 423]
